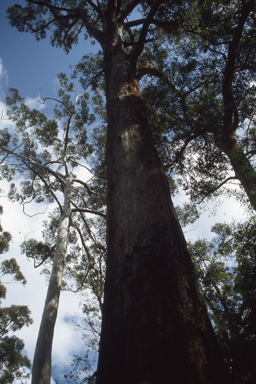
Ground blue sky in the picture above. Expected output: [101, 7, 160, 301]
[0, 1, 248, 384]
[0, 0, 97, 99]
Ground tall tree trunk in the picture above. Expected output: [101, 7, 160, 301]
[32, 179, 71, 384]
[96, 52, 229, 384]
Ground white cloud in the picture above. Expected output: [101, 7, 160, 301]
[25, 96, 47, 110]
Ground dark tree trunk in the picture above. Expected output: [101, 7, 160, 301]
[96, 49, 229, 384]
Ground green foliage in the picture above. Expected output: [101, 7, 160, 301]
[0, 210, 32, 384]
[64, 351, 96, 384]
[20, 238, 55, 268]
[189, 217, 256, 383]
[175, 203, 200, 227]
[0, 225, 12, 255]
[0, 128, 11, 147]
[0, 305, 33, 336]
[1, 259, 27, 285]
[7, 1, 95, 53]
[72, 52, 104, 92]
[140, 0, 256, 209]
[0, 336, 30, 384]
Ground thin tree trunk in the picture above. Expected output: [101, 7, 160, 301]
[31, 178, 72, 384]
[215, 133, 256, 211]
[216, 0, 256, 211]
[96, 53, 229, 384]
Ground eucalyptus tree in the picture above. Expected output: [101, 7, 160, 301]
[0, 207, 33, 384]
[0, 75, 106, 384]
[188, 217, 256, 384]
[7, 1, 230, 383]
[142, 0, 256, 210]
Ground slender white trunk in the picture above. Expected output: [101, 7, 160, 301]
[32, 178, 72, 384]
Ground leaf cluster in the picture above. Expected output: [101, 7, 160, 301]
[0, 209, 32, 384]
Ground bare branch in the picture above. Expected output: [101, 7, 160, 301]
[70, 218, 92, 261]
[72, 178, 99, 195]
[124, 18, 147, 29]
[25, 162, 63, 212]
[23, 202, 48, 218]
[0, 152, 10, 165]
[198, 176, 238, 204]
[37, 95, 72, 114]
[71, 201, 103, 246]
[71, 207, 106, 218]
[70, 159, 93, 174]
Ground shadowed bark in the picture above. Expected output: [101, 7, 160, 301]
[96, 50, 229, 384]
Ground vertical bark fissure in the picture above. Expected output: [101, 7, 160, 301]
[31, 178, 72, 384]
[96, 50, 229, 383]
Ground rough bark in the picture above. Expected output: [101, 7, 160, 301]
[96, 49, 229, 384]
[31, 179, 71, 384]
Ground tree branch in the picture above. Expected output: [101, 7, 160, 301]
[72, 178, 99, 195]
[0, 145, 65, 185]
[73, 203, 100, 246]
[222, 0, 256, 135]
[119, 0, 142, 22]
[198, 176, 238, 204]
[25, 162, 63, 212]
[129, 0, 161, 61]
[124, 18, 147, 29]
[25, 0, 105, 44]
[69, 218, 92, 262]
[71, 207, 106, 218]
[136, 61, 183, 97]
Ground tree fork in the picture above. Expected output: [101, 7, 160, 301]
[96, 54, 230, 384]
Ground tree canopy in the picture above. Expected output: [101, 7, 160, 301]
[0, 207, 33, 384]
[7, 0, 256, 210]
[189, 217, 256, 383]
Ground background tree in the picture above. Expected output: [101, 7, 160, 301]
[142, 0, 256, 211]
[188, 216, 256, 384]
[0, 77, 106, 384]
[0, 206, 33, 384]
